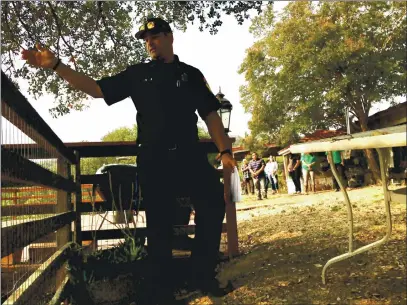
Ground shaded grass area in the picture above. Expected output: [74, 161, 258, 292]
[210, 187, 406, 305]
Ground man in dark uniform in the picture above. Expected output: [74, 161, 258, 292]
[22, 17, 237, 304]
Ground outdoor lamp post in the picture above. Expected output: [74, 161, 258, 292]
[216, 87, 233, 133]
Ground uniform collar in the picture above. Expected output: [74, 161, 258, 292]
[149, 54, 179, 67]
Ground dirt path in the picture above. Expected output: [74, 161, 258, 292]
[235, 186, 395, 221]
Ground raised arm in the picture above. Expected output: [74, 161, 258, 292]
[21, 44, 103, 98]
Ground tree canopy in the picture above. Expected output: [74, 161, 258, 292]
[1, 1, 265, 117]
[239, 1, 406, 147]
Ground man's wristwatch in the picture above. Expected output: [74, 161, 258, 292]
[220, 149, 232, 157]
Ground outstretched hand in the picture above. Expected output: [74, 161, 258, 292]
[21, 43, 57, 69]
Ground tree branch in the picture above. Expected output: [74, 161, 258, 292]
[101, 17, 119, 51]
[381, 15, 405, 51]
[3, 2, 24, 50]
[364, 99, 372, 115]
[95, 1, 102, 30]
[56, 35, 60, 58]
[11, 2, 37, 46]
[344, 84, 359, 115]
[99, 2, 132, 50]
[357, 90, 371, 116]
[46, 1, 78, 70]
[7, 50, 16, 74]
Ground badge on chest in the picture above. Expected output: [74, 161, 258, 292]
[177, 72, 189, 88]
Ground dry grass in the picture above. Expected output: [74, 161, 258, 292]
[190, 186, 406, 305]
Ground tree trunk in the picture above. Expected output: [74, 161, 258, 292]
[363, 148, 382, 184]
[358, 117, 382, 184]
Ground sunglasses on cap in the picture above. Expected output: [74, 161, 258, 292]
[138, 21, 156, 32]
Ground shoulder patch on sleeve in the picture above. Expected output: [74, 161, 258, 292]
[203, 77, 212, 93]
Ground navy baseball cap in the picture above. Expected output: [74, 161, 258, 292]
[135, 17, 172, 39]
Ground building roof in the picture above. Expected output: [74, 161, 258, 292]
[368, 101, 406, 119]
[264, 143, 279, 148]
[300, 129, 347, 142]
[278, 129, 346, 155]
[232, 143, 282, 160]
[232, 145, 246, 153]
[232, 146, 250, 161]
[365, 102, 407, 129]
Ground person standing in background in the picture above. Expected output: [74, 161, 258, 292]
[265, 155, 278, 194]
[301, 153, 316, 194]
[241, 159, 254, 195]
[327, 151, 348, 192]
[288, 154, 302, 194]
[270, 156, 279, 193]
[249, 152, 267, 200]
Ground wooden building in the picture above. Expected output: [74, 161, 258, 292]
[360, 102, 407, 182]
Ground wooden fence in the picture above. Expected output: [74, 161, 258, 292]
[1, 71, 238, 304]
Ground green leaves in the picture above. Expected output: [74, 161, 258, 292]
[80, 125, 138, 175]
[197, 124, 210, 139]
[239, 1, 406, 146]
[101, 125, 138, 142]
[87, 236, 147, 265]
[1, 1, 264, 117]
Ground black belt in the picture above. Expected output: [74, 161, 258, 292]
[137, 142, 198, 151]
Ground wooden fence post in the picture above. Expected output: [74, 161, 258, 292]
[56, 158, 72, 291]
[56, 158, 71, 248]
[223, 140, 239, 258]
[74, 151, 82, 245]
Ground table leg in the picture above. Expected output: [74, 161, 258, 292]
[322, 149, 392, 284]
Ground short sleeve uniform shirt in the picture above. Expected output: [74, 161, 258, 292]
[96, 55, 220, 145]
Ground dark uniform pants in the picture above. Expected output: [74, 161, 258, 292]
[137, 145, 226, 288]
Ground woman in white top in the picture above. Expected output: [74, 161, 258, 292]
[265, 155, 279, 194]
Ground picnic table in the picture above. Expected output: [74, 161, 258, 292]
[279, 124, 407, 284]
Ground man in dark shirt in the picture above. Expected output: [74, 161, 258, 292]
[248, 152, 267, 200]
[288, 154, 302, 194]
[22, 17, 237, 304]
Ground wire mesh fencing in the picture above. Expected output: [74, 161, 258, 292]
[2, 79, 75, 305]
